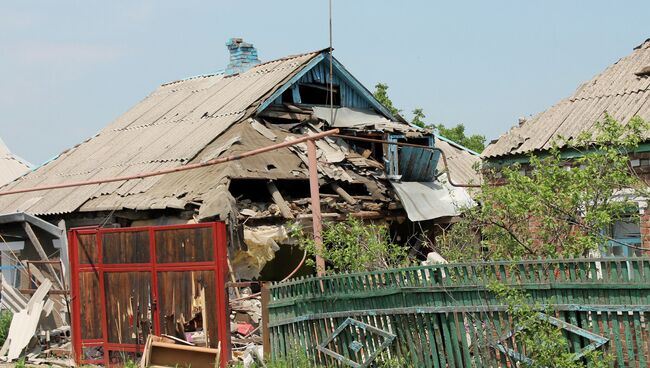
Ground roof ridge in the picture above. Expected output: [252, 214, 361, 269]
[633, 37, 650, 50]
[161, 47, 329, 87]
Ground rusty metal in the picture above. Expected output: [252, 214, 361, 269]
[0, 129, 341, 197]
[334, 134, 483, 187]
[307, 139, 326, 276]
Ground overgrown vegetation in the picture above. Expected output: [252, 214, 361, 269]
[290, 216, 409, 273]
[490, 283, 612, 368]
[372, 82, 486, 152]
[437, 115, 649, 261]
[0, 310, 12, 347]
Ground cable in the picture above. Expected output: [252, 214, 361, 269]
[0, 129, 340, 197]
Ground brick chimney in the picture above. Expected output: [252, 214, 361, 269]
[225, 38, 261, 76]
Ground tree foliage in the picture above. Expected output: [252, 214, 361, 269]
[437, 115, 649, 261]
[373, 83, 401, 116]
[372, 83, 486, 152]
[290, 216, 409, 273]
[434, 123, 486, 153]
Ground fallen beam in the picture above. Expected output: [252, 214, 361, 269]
[266, 181, 294, 219]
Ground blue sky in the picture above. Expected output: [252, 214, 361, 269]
[1, 1, 648, 165]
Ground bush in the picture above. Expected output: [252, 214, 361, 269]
[291, 216, 409, 273]
[0, 310, 12, 346]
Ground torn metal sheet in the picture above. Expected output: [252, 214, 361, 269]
[390, 174, 475, 222]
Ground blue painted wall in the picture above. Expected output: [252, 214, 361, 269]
[272, 58, 375, 110]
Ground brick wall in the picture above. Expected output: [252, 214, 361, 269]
[486, 153, 650, 253]
[631, 153, 650, 251]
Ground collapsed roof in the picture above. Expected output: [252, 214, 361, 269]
[0, 42, 479, 223]
[484, 38, 650, 159]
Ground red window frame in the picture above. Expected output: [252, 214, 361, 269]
[68, 222, 229, 367]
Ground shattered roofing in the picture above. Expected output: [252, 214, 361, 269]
[434, 137, 480, 186]
[0, 51, 323, 215]
[0, 138, 31, 187]
[484, 38, 650, 158]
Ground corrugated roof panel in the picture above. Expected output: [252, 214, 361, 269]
[485, 39, 650, 158]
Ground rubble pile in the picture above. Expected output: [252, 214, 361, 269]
[0, 277, 73, 367]
[229, 288, 263, 364]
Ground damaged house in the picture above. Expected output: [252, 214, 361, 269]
[0, 38, 479, 365]
[0, 38, 478, 280]
[483, 37, 650, 256]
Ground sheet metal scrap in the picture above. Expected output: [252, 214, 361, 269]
[317, 318, 396, 368]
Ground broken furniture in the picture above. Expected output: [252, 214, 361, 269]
[140, 335, 221, 368]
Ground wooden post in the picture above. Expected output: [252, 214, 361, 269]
[307, 140, 326, 276]
[22, 222, 64, 290]
[266, 181, 294, 219]
[260, 282, 271, 359]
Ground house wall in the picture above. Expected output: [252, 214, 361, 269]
[485, 153, 650, 255]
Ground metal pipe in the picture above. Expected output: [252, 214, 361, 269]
[333, 134, 483, 188]
[307, 140, 326, 276]
[0, 129, 341, 196]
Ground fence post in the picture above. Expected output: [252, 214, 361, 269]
[261, 282, 271, 358]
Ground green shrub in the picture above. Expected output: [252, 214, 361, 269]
[0, 310, 12, 346]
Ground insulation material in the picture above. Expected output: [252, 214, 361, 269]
[231, 225, 288, 280]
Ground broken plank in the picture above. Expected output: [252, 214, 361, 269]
[22, 223, 64, 290]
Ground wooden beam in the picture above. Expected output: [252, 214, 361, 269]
[330, 183, 357, 205]
[266, 181, 294, 219]
[22, 222, 64, 290]
[260, 282, 271, 359]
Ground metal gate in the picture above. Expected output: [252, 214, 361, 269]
[69, 222, 229, 366]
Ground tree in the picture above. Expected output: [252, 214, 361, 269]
[436, 115, 649, 261]
[434, 123, 486, 153]
[411, 108, 427, 128]
[372, 83, 486, 152]
[373, 83, 401, 116]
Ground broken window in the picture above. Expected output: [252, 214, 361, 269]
[602, 215, 642, 257]
[386, 134, 439, 181]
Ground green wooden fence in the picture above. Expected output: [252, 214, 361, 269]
[268, 258, 650, 367]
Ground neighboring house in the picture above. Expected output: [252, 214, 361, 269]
[0, 39, 479, 279]
[0, 137, 31, 187]
[483, 38, 650, 256]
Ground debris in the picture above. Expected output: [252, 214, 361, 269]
[242, 344, 265, 368]
[141, 334, 221, 368]
[0, 279, 52, 361]
[250, 119, 277, 141]
[236, 322, 256, 336]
